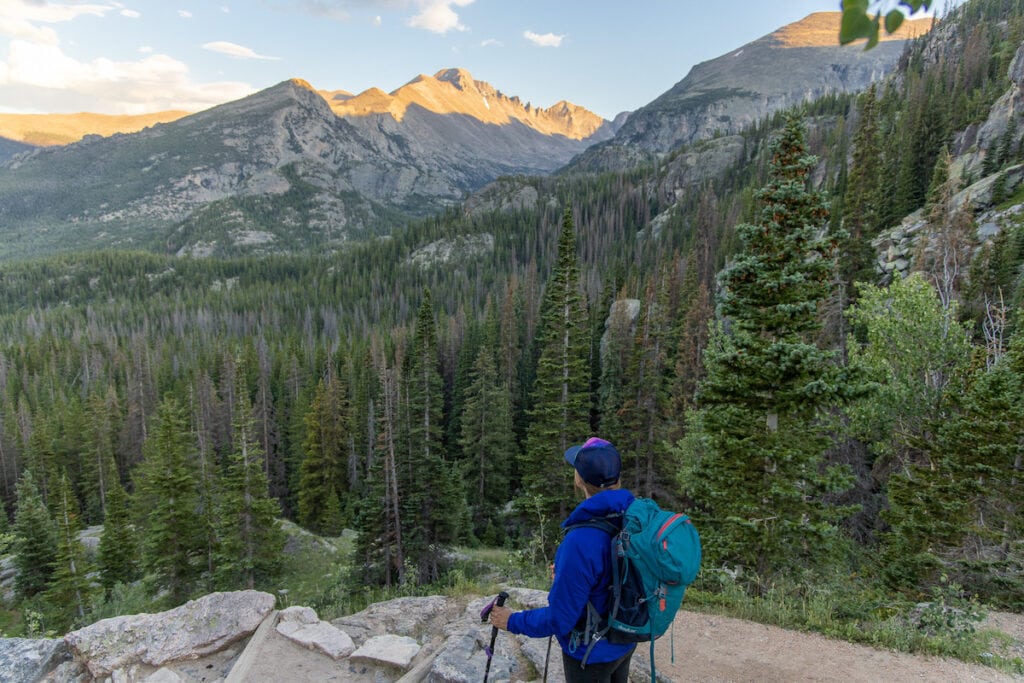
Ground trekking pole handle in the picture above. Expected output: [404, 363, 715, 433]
[480, 591, 509, 622]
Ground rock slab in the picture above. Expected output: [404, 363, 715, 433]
[332, 595, 450, 644]
[0, 638, 68, 683]
[350, 634, 420, 669]
[276, 606, 355, 659]
[64, 590, 275, 677]
[431, 626, 514, 683]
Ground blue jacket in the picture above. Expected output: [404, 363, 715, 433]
[507, 488, 636, 664]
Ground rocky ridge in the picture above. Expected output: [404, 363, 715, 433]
[0, 73, 611, 261]
[567, 12, 932, 173]
[325, 68, 611, 142]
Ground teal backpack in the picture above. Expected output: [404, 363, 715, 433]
[569, 497, 701, 678]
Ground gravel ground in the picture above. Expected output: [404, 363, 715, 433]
[651, 611, 1024, 683]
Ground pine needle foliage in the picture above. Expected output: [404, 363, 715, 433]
[134, 396, 205, 605]
[214, 388, 285, 590]
[12, 469, 56, 599]
[97, 477, 139, 594]
[683, 116, 859, 576]
[520, 208, 591, 542]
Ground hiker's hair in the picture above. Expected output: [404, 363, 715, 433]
[579, 477, 620, 497]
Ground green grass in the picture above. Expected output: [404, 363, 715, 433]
[684, 569, 1024, 676]
[278, 536, 552, 622]
[272, 520, 355, 618]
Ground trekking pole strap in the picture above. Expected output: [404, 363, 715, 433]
[482, 592, 509, 683]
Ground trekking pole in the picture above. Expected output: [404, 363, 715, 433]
[480, 591, 509, 683]
[542, 635, 552, 682]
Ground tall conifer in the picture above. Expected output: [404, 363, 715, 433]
[97, 477, 138, 593]
[134, 396, 203, 604]
[44, 472, 92, 628]
[521, 208, 591, 536]
[458, 345, 514, 540]
[683, 116, 856, 575]
[842, 84, 884, 287]
[403, 290, 466, 581]
[214, 388, 284, 590]
[12, 469, 56, 599]
[297, 376, 347, 534]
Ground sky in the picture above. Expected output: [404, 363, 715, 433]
[0, 0, 953, 119]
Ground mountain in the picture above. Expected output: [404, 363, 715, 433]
[0, 136, 34, 163]
[0, 71, 614, 260]
[0, 111, 189, 146]
[325, 68, 609, 141]
[566, 12, 934, 172]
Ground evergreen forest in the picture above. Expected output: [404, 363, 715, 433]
[0, 0, 1023, 664]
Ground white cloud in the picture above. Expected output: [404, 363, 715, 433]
[0, 39, 254, 114]
[202, 41, 280, 61]
[222, 6, 230, 13]
[480, 38, 500, 47]
[178, 9, 192, 19]
[138, 45, 152, 53]
[407, 0, 473, 34]
[0, 17, 60, 44]
[0, 1, 113, 43]
[121, 9, 140, 18]
[1, 2, 112, 24]
[373, 15, 382, 26]
[523, 30, 564, 47]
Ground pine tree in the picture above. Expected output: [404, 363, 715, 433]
[885, 328, 1024, 598]
[189, 374, 223, 589]
[355, 357, 406, 586]
[44, 471, 92, 629]
[81, 387, 121, 524]
[0, 497, 9, 542]
[682, 116, 857, 575]
[842, 84, 885, 287]
[214, 389, 284, 590]
[297, 376, 347, 535]
[402, 290, 467, 581]
[97, 477, 139, 593]
[669, 253, 712, 433]
[24, 416, 58, 509]
[134, 396, 203, 604]
[620, 276, 674, 500]
[12, 469, 56, 599]
[458, 345, 514, 541]
[521, 208, 591, 538]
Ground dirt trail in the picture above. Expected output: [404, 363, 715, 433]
[652, 611, 1023, 683]
[225, 605, 1024, 682]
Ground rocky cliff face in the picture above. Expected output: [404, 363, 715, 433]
[953, 40, 1024, 179]
[567, 12, 933, 173]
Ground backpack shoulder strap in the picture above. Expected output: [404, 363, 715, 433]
[564, 514, 622, 537]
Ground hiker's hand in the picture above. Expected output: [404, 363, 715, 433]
[489, 605, 511, 631]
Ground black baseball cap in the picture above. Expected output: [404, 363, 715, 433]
[564, 437, 621, 488]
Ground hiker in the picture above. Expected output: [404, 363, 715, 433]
[489, 437, 636, 683]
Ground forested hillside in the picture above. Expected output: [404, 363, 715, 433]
[1, 0, 1023, 648]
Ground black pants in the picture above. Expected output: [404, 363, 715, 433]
[561, 646, 635, 683]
